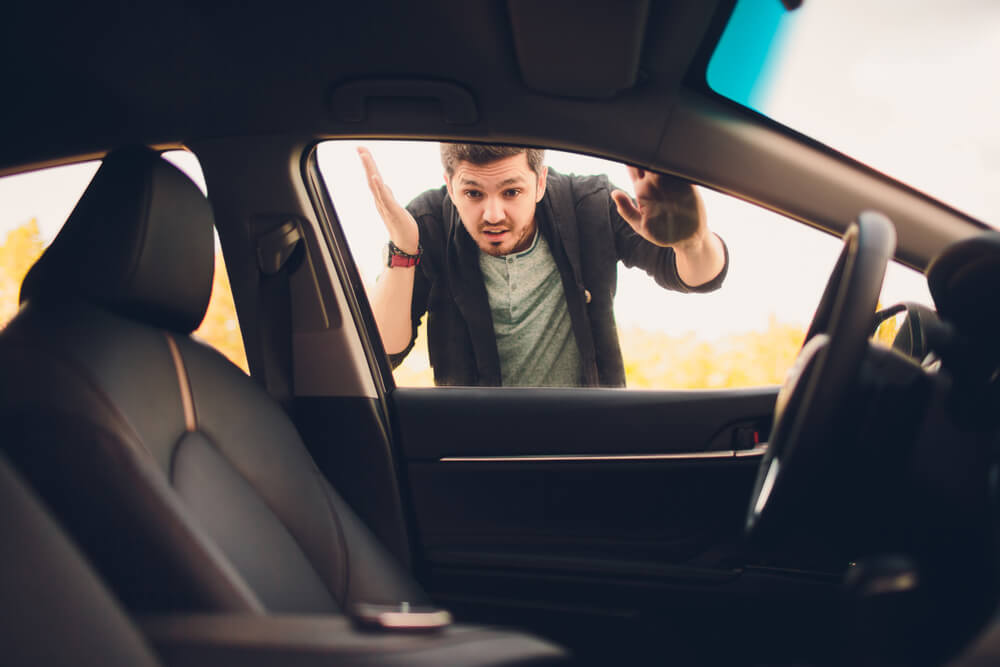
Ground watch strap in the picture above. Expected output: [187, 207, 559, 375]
[387, 241, 421, 268]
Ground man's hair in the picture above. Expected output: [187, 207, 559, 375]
[440, 143, 545, 177]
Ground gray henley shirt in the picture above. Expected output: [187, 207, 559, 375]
[479, 231, 582, 386]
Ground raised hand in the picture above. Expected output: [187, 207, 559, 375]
[611, 166, 703, 247]
[358, 146, 420, 254]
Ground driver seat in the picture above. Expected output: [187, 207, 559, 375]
[0, 147, 565, 665]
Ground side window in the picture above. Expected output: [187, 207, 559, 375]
[316, 140, 933, 389]
[0, 151, 249, 373]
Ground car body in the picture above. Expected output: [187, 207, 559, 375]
[2, 1, 999, 665]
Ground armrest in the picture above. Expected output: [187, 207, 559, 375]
[140, 613, 567, 666]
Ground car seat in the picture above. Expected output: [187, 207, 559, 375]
[0, 452, 161, 666]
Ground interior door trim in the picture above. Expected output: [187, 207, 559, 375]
[439, 444, 768, 463]
[392, 386, 778, 460]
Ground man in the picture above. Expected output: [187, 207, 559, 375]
[359, 143, 728, 387]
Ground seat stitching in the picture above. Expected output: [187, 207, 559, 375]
[314, 466, 351, 606]
[163, 333, 197, 432]
[168, 335, 349, 610]
[0, 341, 265, 612]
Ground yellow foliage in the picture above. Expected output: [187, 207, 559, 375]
[871, 301, 901, 349]
[0, 219, 45, 325]
[192, 251, 249, 373]
[619, 315, 805, 389]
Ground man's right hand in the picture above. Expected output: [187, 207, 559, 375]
[358, 147, 420, 255]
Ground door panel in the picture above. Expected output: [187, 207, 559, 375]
[394, 386, 775, 572]
[409, 458, 757, 566]
[390, 385, 841, 663]
[394, 387, 775, 459]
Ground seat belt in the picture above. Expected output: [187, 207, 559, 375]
[255, 218, 303, 411]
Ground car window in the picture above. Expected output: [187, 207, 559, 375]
[707, 0, 1000, 228]
[0, 151, 249, 373]
[316, 139, 932, 389]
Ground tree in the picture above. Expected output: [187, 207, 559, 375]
[0, 219, 44, 325]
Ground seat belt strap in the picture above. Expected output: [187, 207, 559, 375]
[255, 219, 303, 411]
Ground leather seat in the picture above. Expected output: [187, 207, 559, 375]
[0, 453, 161, 666]
[0, 147, 565, 665]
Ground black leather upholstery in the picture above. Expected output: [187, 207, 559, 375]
[0, 147, 566, 664]
[20, 147, 214, 333]
[0, 453, 161, 666]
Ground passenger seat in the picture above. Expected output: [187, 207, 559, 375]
[0, 452, 160, 666]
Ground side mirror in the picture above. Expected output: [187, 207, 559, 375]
[871, 302, 940, 360]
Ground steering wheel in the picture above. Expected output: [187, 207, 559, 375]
[745, 211, 896, 541]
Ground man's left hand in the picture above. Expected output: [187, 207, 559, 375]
[612, 167, 726, 287]
[611, 166, 703, 247]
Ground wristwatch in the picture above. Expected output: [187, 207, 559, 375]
[384, 240, 422, 268]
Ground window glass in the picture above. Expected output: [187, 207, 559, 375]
[0, 151, 249, 372]
[317, 140, 932, 390]
[708, 0, 1000, 227]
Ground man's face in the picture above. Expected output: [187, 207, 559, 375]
[445, 153, 547, 257]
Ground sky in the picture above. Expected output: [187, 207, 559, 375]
[0, 150, 207, 242]
[4, 0, 997, 339]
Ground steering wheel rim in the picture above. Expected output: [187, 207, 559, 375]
[746, 211, 896, 540]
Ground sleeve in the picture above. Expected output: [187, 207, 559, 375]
[609, 191, 729, 294]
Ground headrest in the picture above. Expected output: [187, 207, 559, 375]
[927, 231, 1000, 339]
[20, 147, 215, 334]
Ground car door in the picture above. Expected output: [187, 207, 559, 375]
[295, 139, 886, 661]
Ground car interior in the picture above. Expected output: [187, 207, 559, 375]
[2, 1, 1000, 666]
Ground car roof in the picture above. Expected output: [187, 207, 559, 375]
[0, 1, 986, 267]
[0, 2, 713, 162]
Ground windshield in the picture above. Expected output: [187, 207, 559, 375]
[707, 0, 1000, 228]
